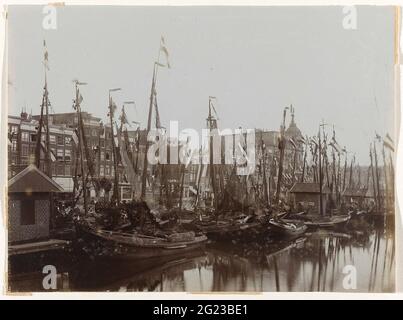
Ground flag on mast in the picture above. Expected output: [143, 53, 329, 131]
[43, 40, 49, 70]
[120, 106, 129, 126]
[386, 133, 394, 144]
[383, 133, 395, 152]
[160, 36, 171, 68]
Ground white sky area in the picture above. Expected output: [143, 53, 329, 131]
[7, 6, 396, 165]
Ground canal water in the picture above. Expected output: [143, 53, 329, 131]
[9, 216, 395, 293]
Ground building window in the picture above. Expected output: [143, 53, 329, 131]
[20, 199, 35, 225]
[57, 149, 64, 161]
[92, 129, 97, 136]
[65, 149, 71, 161]
[57, 135, 64, 145]
[65, 136, 71, 146]
[50, 135, 56, 144]
[121, 187, 132, 200]
[10, 125, 18, 134]
[21, 132, 29, 142]
[100, 165, 104, 176]
[105, 152, 110, 161]
[100, 151, 105, 161]
[22, 145, 29, 156]
[30, 134, 37, 142]
[100, 139, 105, 147]
[105, 166, 110, 176]
[11, 140, 17, 152]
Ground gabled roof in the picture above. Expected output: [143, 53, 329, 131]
[8, 165, 64, 193]
[289, 182, 331, 194]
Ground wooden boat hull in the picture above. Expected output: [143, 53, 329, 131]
[304, 214, 351, 228]
[76, 223, 208, 261]
[268, 219, 307, 237]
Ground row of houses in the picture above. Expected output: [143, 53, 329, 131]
[8, 109, 306, 206]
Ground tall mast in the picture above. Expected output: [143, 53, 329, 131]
[207, 96, 218, 211]
[108, 88, 121, 204]
[369, 144, 378, 212]
[348, 156, 354, 188]
[260, 131, 269, 206]
[44, 74, 51, 177]
[35, 40, 52, 176]
[300, 138, 307, 183]
[73, 80, 88, 215]
[373, 142, 382, 211]
[318, 126, 323, 216]
[336, 152, 341, 205]
[342, 151, 347, 191]
[141, 37, 169, 200]
[275, 106, 288, 204]
[331, 127, 337, 196]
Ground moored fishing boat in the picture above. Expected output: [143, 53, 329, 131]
[76, 219, 208, 261]
[302, 213, 351, 228]
[268, 218, 307, 237]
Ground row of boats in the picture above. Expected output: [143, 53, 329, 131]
[75, 203, 360, 261]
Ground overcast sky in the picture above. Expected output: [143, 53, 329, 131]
[7, 5, 395, 164]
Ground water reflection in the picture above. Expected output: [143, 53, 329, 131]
[68, 217, 395, 292]
[9, 216, 395, 293]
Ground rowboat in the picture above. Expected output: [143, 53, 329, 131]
[303, 213, 351, 228]
[268, 218, 307, 237]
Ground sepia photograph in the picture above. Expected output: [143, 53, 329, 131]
[4, 4, 398, 293]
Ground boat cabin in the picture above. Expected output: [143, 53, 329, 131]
[289, 182, 331, 214]
[8, 165, 63, 244]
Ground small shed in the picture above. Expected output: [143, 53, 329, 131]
[289, 182, 331, 214]
[8, 165, 63, 244]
